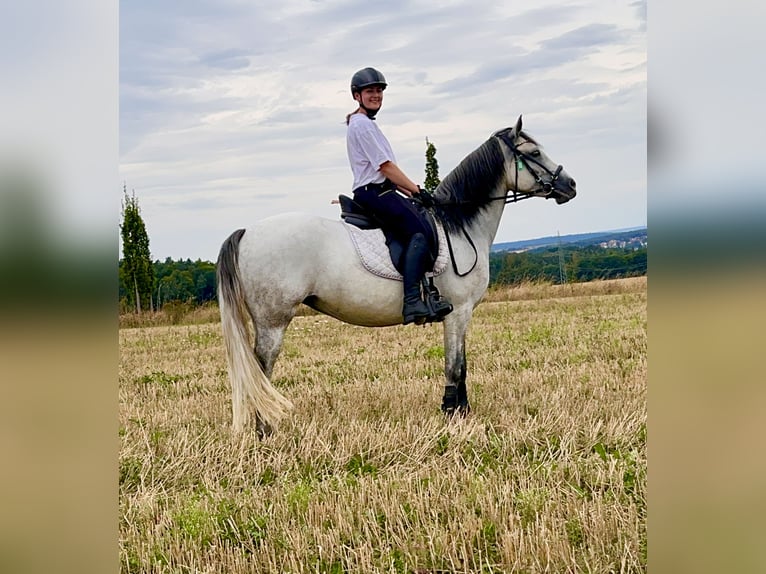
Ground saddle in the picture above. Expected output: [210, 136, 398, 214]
[338, 194, 440, 274]
[338, 194, 453, 323]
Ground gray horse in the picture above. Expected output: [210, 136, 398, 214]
[217, 116, 577, 435]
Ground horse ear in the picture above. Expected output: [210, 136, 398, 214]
[514, 115, 523, 137]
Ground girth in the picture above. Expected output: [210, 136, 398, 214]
[338, 194, 440, 274]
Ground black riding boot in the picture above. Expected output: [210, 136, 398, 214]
[402, 233, 431, 325]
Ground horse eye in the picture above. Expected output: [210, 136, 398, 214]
[531, 150, 541, 157]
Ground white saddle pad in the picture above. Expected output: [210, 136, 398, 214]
[344, 221, 449, 281]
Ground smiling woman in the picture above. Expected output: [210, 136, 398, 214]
[345, 67, 450, 325]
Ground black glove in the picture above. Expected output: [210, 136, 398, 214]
[415, 187, 434, 208]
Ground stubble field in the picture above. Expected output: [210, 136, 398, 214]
[119, 278, 646, 573]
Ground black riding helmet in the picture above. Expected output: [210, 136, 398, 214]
[350, 67, 387, 119]
[350, 67, 387, 96]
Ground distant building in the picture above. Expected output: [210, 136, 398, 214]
[599, 235, 647, 250]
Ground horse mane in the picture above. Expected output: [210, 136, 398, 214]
[432, 135, 508, 233]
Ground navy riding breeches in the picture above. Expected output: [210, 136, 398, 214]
[353, 181, 430, 244]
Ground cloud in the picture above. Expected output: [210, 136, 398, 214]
[436, 22, 624, 96]
[199, 49, 251, 70]
[540, 23, 621, 51]
[631, 0, 647, 30]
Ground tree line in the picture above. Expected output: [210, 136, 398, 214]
[489, 245, 647, 285]
[120, 188, 216, 312]
[118, 257, 217, 311]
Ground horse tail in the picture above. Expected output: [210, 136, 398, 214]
[216, 229, 293, 432]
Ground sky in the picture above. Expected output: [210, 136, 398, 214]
[119, 0, 646, 262]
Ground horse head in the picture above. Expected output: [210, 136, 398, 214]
[494, 115, 577, 205]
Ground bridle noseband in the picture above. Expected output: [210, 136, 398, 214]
[494, 130, 565, 204]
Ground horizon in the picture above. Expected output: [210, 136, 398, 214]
[136, 223, 648, 263]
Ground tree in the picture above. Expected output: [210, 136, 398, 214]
[159, 269, 195, 304]
[120, 186, 155, 313]
[424, 137, 440, 193]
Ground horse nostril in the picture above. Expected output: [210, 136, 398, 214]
[569, 179, 577, 190]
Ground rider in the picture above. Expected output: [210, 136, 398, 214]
[345, 67, 452, 325]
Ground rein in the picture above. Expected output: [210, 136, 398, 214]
[430, 131, 565, 277]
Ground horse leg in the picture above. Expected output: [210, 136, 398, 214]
[253, 324, 289, 438]
[441, 307, 471, 417]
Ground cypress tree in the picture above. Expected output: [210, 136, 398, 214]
[424, 137, 441, 193]
[120, 186, 155, 313]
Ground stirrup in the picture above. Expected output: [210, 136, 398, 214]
[422, 278, 453, 323]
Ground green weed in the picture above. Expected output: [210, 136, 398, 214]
[566, 517, 585, 547]
[345, 453, 377, 477]
[173, 496, 213, 545]
[425, 345, 445, 359]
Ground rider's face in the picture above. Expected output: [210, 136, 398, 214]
[356, 86, 384, 111]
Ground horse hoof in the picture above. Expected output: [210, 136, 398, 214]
[442, 388, 470, 417]
[442, 406, 470, 419]
[441, 399, 471, 418]
[441, 387, 457, 413]
[256, 419, 273, 440]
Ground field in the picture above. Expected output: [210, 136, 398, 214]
[119, 278, 646, 573]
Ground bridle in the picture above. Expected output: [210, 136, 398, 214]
[428, 129, 567, 208]
[491, 129, 565, 204]
[430, 129, 568, 276]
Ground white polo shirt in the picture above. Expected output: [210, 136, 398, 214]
[346, 113, 396, 190]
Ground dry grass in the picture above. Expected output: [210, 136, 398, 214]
[119, 301, 318, 329]
[482, 276, 646, 304]
[119, 278, 646, 573]
[119, 302, 221, 329]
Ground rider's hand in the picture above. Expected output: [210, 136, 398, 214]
[416, 186, 434, 208]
